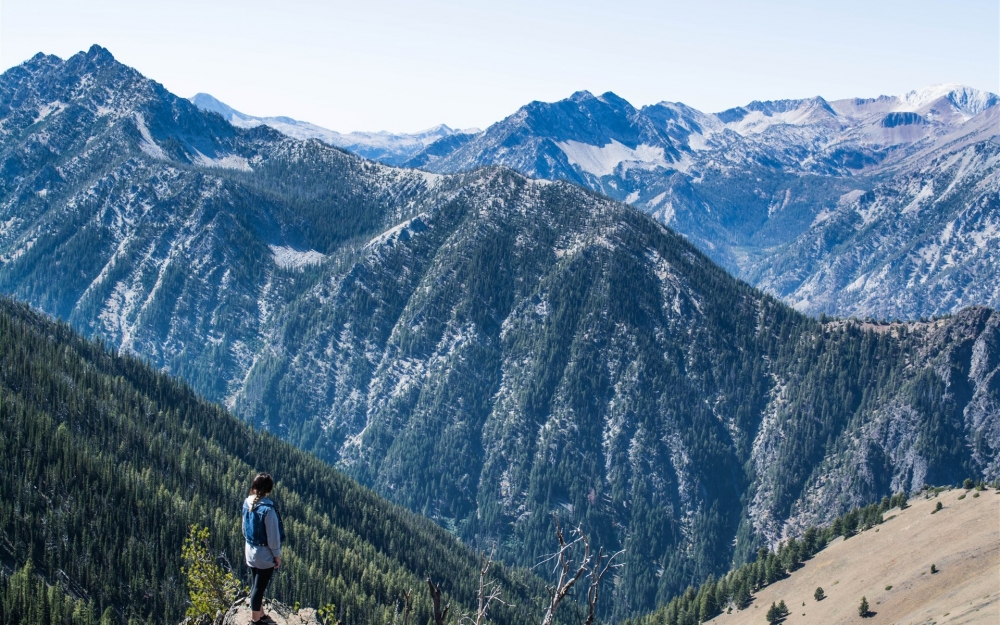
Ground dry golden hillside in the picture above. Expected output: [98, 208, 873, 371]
[707, 487, 999, 625]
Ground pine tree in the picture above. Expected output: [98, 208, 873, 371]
[734, 581, 751, 609]
[100, 607, 118, 625]
[813, 587, 824, 601]
[765, 602, 780, 624]
[858, 596, 869, 617]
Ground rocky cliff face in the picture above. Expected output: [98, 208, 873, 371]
[1, 48, 998, 619]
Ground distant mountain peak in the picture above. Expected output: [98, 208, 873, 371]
[189, 92, 242, 119]
[186, 92, 467, 165]
[85, 43, 115, 62]
[897, 83, 999, 116]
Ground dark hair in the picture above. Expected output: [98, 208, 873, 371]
[250, 473, 274, 509]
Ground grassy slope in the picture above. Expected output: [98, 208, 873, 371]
[706, 488, 999, 625]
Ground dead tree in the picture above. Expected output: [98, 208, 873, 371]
[535, 517, 625, 625]
[427, 578, 450, 625]
[399, 588, 412, 625]
[583, 546, 624, 625]
[537, 518, 591, 625]
[460, 543, 511, 625]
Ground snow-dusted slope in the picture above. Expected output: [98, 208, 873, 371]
[0, 46, 438, 402]
[749, 108, 1000, 318]
[189, 92, 477, 166]
[405, 85, 999, 319]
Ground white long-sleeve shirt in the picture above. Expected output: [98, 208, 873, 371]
[243, 495, 282, 569]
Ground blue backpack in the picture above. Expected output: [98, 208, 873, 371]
[242, 498, 286, 547]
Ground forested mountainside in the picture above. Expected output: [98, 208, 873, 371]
[0, 45, 436, 401]
[2, 47, 1000, 620]
[400, 89, 1000, 319]
[0, 297, 556, 624]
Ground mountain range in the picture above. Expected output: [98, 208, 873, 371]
[2, 46, 999, 620]
[193, 84, 999, 321]
[189, 92, 478, 166]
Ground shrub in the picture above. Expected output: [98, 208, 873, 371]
[963, 478, 974, 489]
[932, 501, 942, 514]
[181, 524, 245, 618]
[814, 587, 825, 601]
[318, 604, 341, 625]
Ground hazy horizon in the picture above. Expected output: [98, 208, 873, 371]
[2, 0, 997, 133]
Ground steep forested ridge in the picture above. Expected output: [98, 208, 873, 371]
[0, 298, 554, 624]
[1, 47, 999, 621]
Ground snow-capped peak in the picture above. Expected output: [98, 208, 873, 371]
[895, 84, 999, 117]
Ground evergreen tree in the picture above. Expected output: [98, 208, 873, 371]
[765, 602, 780, 624]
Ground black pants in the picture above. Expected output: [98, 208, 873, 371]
[249, 566, 275, 612]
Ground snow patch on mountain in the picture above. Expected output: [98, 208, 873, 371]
[190, 149, 252, 172]
[901, 181, 934, 215]
[269, 245, 326, 269]
[556, 139, 669, 177]
[133, 113, 166, 160]
[34, 101, 65, 123]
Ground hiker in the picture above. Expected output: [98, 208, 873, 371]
[243, 473, 285, 623]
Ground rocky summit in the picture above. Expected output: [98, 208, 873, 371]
[1, 47, 998, 619]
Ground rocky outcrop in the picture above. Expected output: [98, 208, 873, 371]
[223, 599, 321, 625]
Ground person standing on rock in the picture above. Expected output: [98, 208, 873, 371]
[243, 473, 286, 623]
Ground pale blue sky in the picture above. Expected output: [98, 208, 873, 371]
[2, 1, 997, 133]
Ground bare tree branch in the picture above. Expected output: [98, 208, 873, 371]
[538, 517, 592, 625]
[583, 548, 625, 625]
[427, 578, 450, 625]
[459, 542, 513, 625]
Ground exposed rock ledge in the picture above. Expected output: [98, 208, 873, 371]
[182, 598, 321, 625]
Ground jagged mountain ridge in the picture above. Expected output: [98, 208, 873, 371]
[401, 86, 1000, 319]
[2, 47, 999, 620]
[0, 45, 438, 401]
[189, 92, 478, 166]
[189, 77, 1000, 321]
